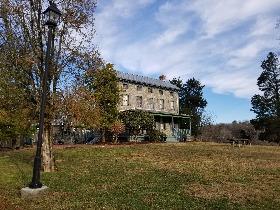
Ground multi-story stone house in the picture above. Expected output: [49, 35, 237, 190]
[117, 71, 191, 141]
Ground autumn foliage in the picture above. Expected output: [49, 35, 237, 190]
[110, 120, 125, 143]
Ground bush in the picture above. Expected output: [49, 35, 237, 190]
[258, 117, 280, 143]
[120, 110, 155, 141]
[146, 130, 167, 142]
[110, 120, 125, 143]
[198, 121, 258, 143]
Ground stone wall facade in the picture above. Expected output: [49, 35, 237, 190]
[118, 81, 179, 114]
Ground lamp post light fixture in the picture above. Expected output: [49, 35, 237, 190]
[28, 0, 62, 190]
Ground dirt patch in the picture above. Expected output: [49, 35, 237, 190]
[0, 195, 23, 210]
[184, 182, 269, 202]
[53, 142, 154, 149]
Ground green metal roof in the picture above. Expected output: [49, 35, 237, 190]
[117, 71, 180, 91]
[147, 111, 191, 119]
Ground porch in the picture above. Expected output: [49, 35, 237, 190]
[152, 112, 191, 142]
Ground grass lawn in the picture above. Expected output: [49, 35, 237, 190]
[1, 142, 280, 209]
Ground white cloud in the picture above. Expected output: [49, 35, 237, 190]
[94, 0, 280, 98]
[250, 16, 275, 37]
[190, 0, 280, 37]
[95, 0, 156, 60]
[154, 26, 187, 47]
[97, 0, 155, 18]
[202, 69, 258, 98]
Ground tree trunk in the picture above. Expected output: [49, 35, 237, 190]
[42, 124, 55, 172]
[112, 134, 117, 143]
[101, 129, 105, 143]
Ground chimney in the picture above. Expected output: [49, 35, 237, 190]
[159, 75, 166, 80]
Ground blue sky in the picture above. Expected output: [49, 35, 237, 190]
[94, 0, 280, 123]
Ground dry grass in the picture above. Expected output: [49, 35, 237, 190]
[0, 142, 280, 209]
[121, 142, 280, 204]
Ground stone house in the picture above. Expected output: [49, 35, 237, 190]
[117, 71, 191, 141]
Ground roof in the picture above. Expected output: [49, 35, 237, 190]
[116, 71, 180, 91]
[119, 109, 191, 119]
[148, 111, 191, 118]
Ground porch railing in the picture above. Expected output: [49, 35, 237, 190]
[172, 128, 191, 141]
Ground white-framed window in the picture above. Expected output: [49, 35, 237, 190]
[136, 96, 143, 108]
[170, 91, 174, 97]
[160, 123, 166, 130]
[148, 98, 154, 109]
[156, 122, 160, 130]
[123, 83, 128, 90]
[137, 85, 142, 91]
[148, 87, 153, 93]
[159, 99, 164, 110]
[159, 90, 163, 95]
[170, 101, 175, 110]
[122, 94, 129, 106]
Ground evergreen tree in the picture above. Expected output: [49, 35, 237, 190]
[170, 77, 184, 110]
[251, 52, 280, 142]
[170, 77, 207, 136]
[170, 77, 183, 89]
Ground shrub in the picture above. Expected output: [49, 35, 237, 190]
[110, 120, 125, 143]
[146, 130, 167, 142]
[198, 121, 258, 143]
[120, 110, 155, 140]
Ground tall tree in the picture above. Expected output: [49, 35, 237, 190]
[87, 64, 120, 142]
[170, 77, 183, 90]
[170, 77, 183, 107]
[0, 0, 100, 171]
[170, 77, 207, 136]
[251, 52, 280, 142]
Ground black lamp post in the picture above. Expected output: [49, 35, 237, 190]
[29, 1, 62, 189]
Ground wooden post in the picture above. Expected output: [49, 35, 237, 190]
[171, 116, 174, 135]
[189, 117, 192, 136]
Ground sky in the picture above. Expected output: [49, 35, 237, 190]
[94, 0, 280, 123]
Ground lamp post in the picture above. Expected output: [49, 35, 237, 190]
[29, 0, 62, 189]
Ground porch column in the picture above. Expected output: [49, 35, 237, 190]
[171, 116, 174, 135]
[189, 118, 192, 136]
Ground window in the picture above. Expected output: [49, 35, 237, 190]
[159, 90, 163, 95]
[137, 85, 143, 91]
[122, 95, 129, 106]
[148, 87, 153, 93]
[170, 101, 175, 110]
[136, 96, 143, 108]
[170, 91, 174, 97]
[123, 83, 128, 90]
[159, 99, 164, 110]
[148, 98, 154, 109]
[156, 122, 160, 130]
